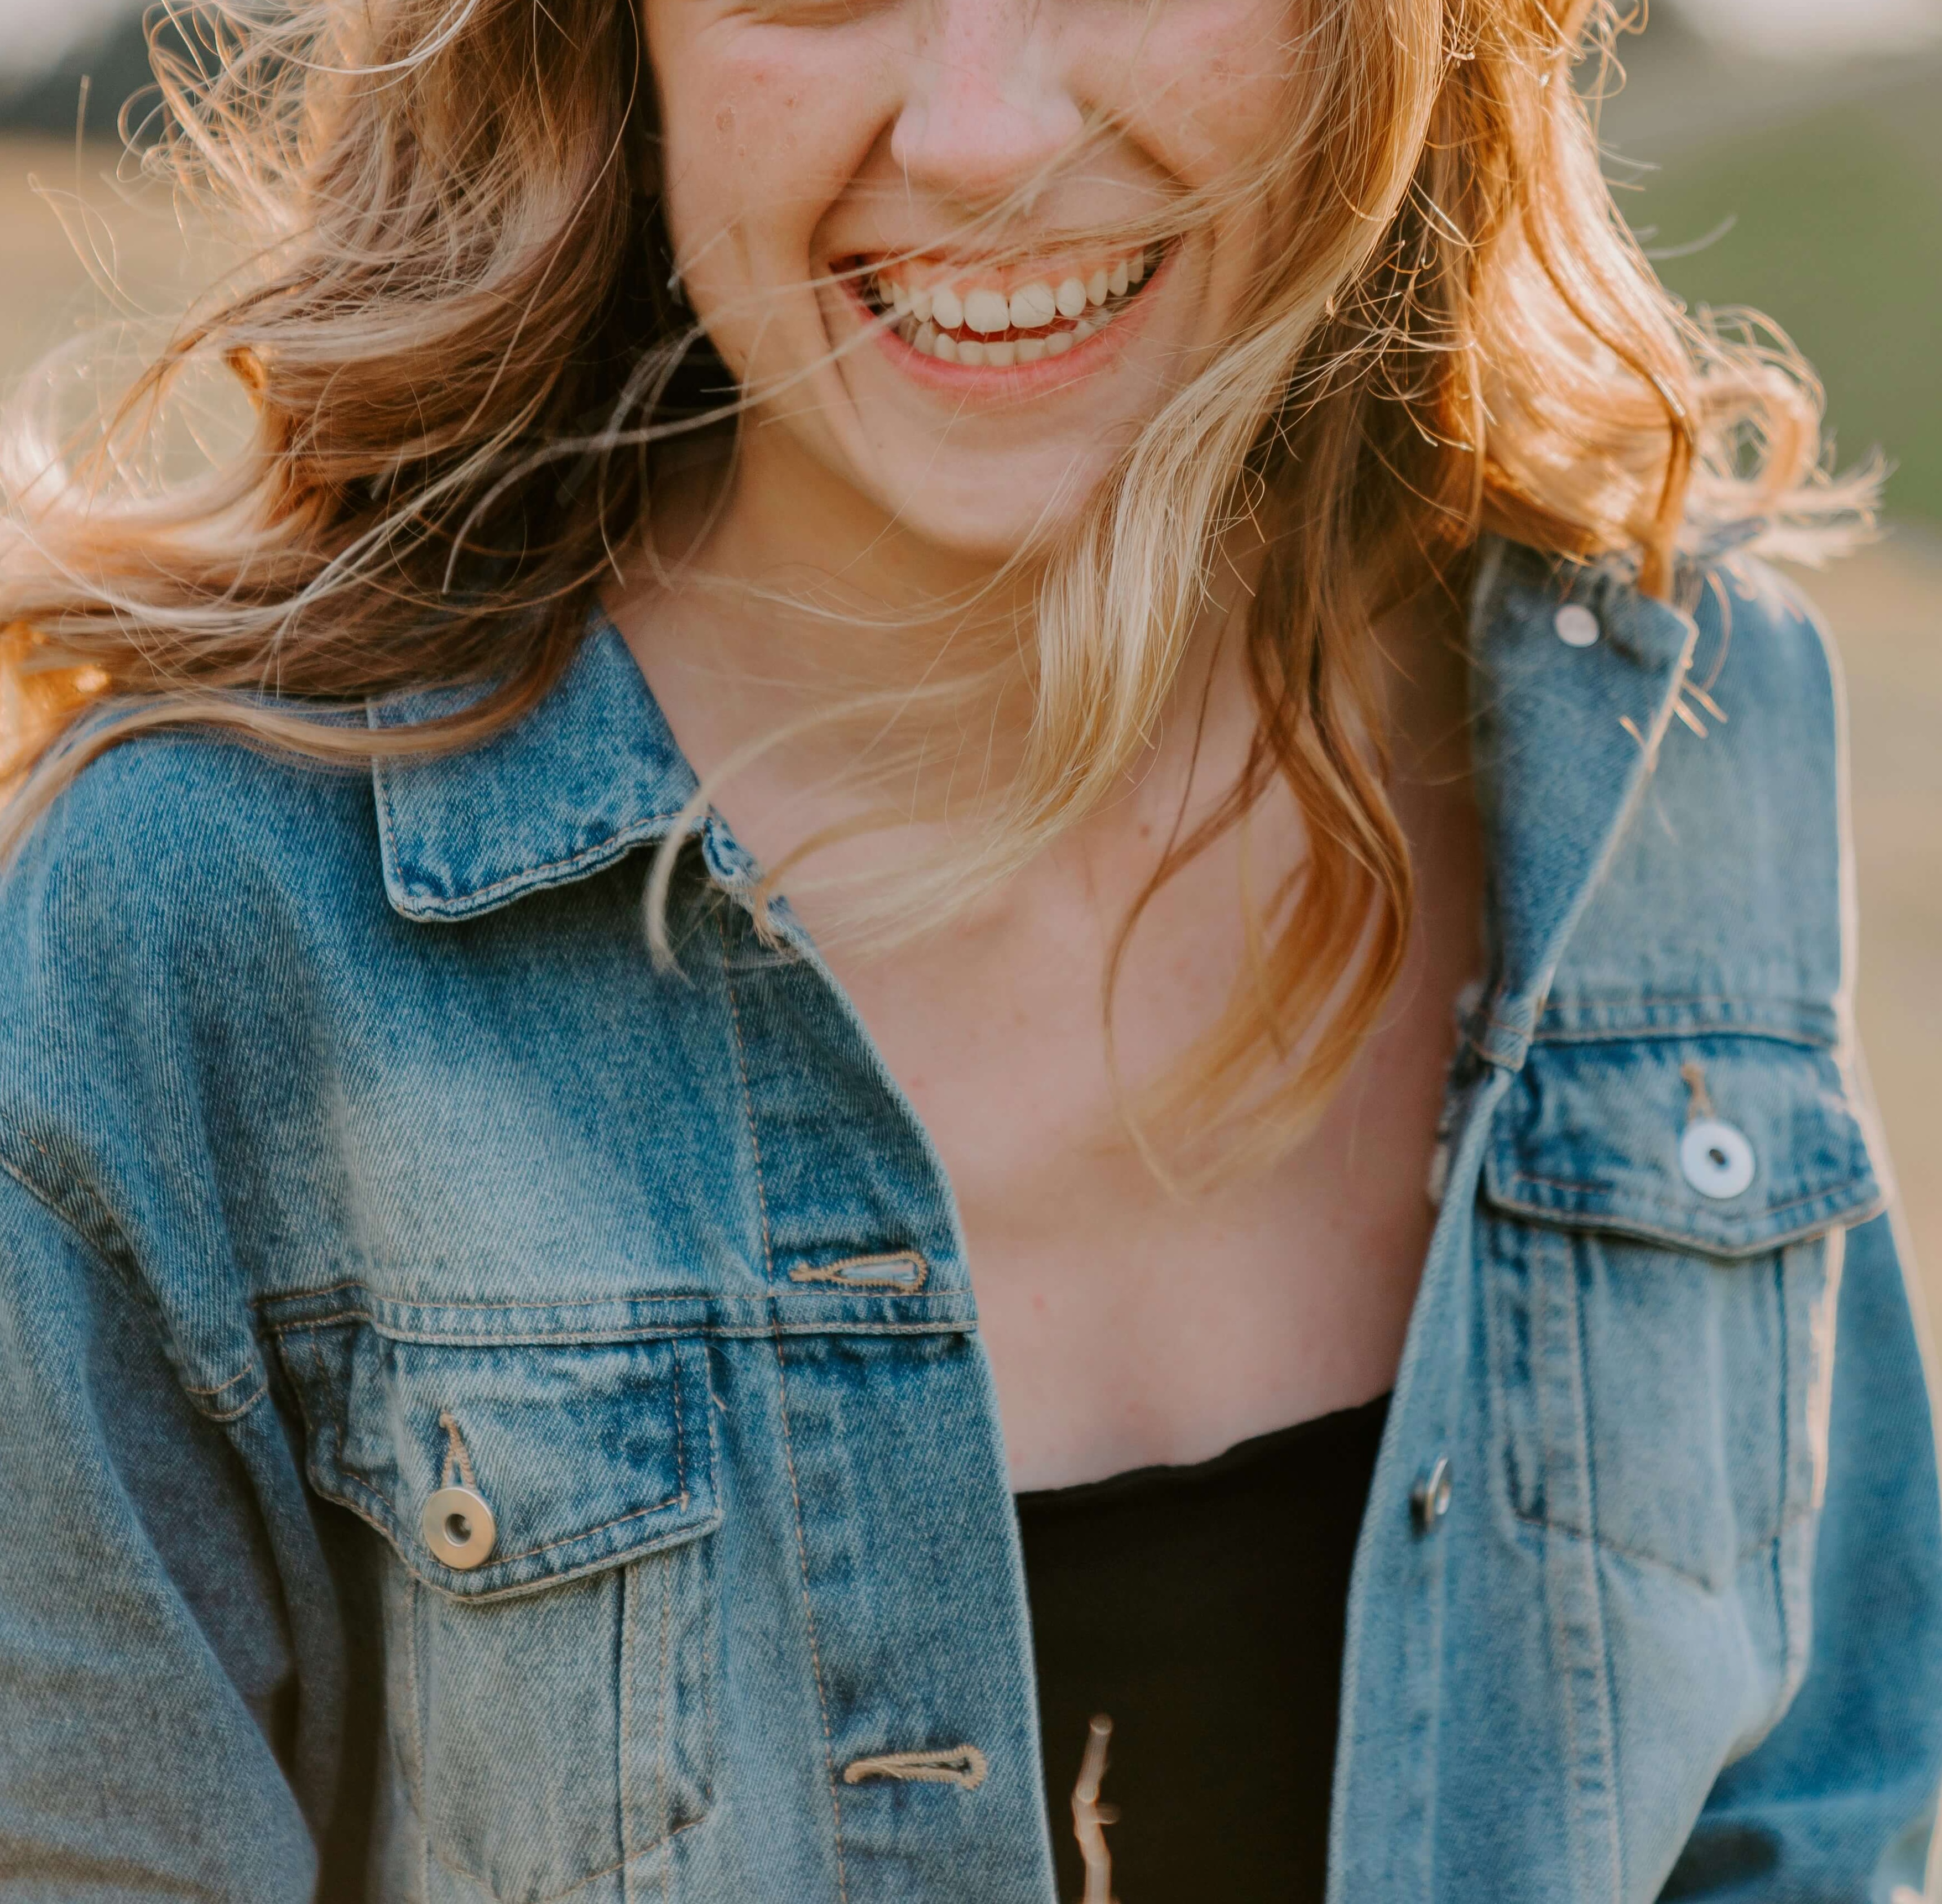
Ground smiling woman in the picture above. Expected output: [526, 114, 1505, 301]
[0, 1, 1939, 1901]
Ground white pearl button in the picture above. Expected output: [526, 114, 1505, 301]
[423, 1484, 497, 1569]
[1554, 603, 1601, 648]
[1680, 1118, 1756, 1200]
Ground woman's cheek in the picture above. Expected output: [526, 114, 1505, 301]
[657, 59, 792, 345]
[1113, 4, 1298, 182]
[669, 40, 893, 258]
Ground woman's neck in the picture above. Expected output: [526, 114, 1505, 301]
[608, 434, 1464, 950]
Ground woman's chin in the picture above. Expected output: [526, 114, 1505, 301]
[836, 438, 1124, 570]
[866, 492, 1078, 570]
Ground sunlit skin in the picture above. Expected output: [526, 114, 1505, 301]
[617, 0, 1483, 1486]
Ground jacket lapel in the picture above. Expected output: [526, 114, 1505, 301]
[1467, 540, 1699, 1070]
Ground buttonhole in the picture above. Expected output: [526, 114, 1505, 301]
[842, 1744, 987, 1790]
[788, 1250, 929, 1291]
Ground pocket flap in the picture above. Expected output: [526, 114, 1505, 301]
[277, 1323, 721, 1599]
[1481, 1036, 1882, 1256]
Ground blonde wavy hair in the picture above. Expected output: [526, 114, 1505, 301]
[0, 0, 1870, 1179]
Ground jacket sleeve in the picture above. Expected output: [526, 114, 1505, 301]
[1661, 1206, 1942, 1902]
[0, 1162, 319, 1901]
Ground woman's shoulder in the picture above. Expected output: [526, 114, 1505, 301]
[1481, 536, 1851, 802]
[1660, 551, 1851, 846]
[1484, 534, 1840, 680]
[2, 719, 384, 968]
[1474, 536, 1859, 1037]
[0, 723, 388, 1144]
[1683, 550, 1845, 718]
[1570, 549, 1856, 1026]
[0, 724, 379, 1318]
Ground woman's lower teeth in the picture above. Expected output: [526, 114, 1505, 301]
[895, 289, 1137, 364]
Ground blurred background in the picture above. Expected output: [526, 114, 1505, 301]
[2, 3, 1938, 1282]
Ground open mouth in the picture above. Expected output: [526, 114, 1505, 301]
[854, 244, 1165, 367]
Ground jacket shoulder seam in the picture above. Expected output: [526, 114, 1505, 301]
[0, 1136, 269, 1425]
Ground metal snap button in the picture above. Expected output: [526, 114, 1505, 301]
[423, 1485, 497, 1569]
[1680, 1118, 1756, 1201]
[1412, 1454, 1452, 1531]
[1553, 603, 1600, 648]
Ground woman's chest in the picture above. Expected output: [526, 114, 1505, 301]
[814, 837, 1479, 1488]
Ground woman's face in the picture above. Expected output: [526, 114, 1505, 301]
[643, 0, 1298, 565]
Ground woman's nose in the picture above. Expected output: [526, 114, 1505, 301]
[890, 0, 1085, 206]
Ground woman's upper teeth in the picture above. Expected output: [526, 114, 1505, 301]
[871, 248, 1152, 342]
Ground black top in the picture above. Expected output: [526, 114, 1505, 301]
[1014, 1392, 1391, 1903]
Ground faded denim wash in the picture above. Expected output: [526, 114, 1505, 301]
[1, 537, 1939, 1902]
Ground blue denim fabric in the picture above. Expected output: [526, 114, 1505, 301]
[1, 538, 1938, 1902]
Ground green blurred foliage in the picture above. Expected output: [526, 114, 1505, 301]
[1620, 73, 1942, 520]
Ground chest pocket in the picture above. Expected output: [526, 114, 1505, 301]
[273, 1314, 722, 1902]
[1478, 1034, 1880, 1590]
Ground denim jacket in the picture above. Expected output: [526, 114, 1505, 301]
[2, 538, 1939, 1904]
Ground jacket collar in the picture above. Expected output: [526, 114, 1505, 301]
[371, 549, 1701, 1072]
[369, 612, 755, 923]
[1466, 539, 1698, 1068]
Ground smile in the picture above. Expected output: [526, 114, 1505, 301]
[857, 247, 1160, 367]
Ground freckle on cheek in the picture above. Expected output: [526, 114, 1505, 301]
[715, 106, 734, 132]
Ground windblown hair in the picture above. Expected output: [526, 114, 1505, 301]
[0, 0, 1870, 1179]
